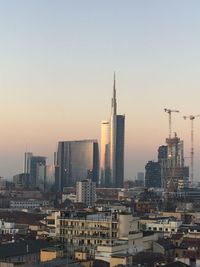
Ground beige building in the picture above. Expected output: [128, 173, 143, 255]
[40, 247, 63, 262]
[58, 210, 158, 263]
[42, 211, 60, 237]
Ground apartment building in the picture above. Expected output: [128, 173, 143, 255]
[140, 217, 182, 236]
[58, 211, 139, 257]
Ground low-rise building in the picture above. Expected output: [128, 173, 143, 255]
[0, 240, 52, 265]
[140, 217, 182, 236]
[40, 247, 63, 262]
[0, 219, 28, 235]
[10, 199, 49, 210]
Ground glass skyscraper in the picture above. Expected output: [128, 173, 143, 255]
[100, 75, 125, 188]
[56, 140, 99, 190]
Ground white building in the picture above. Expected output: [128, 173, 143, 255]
[10, 199, 49, 210]
[0, 219, 28, 235]
[144, 218, 182, 236]
[76, 179, 96, 206]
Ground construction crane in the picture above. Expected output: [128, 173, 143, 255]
[183, 114, 200, 187]
[164, 108, 179, 138]
[164, 108, 179, 194]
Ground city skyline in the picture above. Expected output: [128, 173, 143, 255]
[1, 1, 200, 180]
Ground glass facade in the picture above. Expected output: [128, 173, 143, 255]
[57, 140, 99, 190]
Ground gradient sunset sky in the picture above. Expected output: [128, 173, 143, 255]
[1, 0, 200, 180]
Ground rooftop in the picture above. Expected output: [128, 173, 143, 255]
[0, 239, 52, 258]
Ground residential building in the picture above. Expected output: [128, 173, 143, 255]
[40, 247, 63, 262]
[58, 211, 141, 259]
[10, 199, 49, 210]
[140, 217, 182, 236]
[0, 219, 28, 235]
[76, 179, 96, 206]
[0, 240, 52, 265]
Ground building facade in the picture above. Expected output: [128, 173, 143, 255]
[100, 75, 125, 188]
[159, 133, 189, 191]
[58, 211, 139, 258]
[29, 156, 46, 190]
[145, 161, 161, 188]
[76, 179, 96, 206]
[45, 164, 55, 192]
[56, 140, 99, 190]
[13, 173, 29, 189]
[100, 121, 110, 187]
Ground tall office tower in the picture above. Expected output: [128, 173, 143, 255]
[29, 156, 46, 189]
[116, 114, 125, 187]
[158, 133, 189, 191]
[45, 165, 55, 192]
[145, 161, 161, 188]
[158, 145, 168, 188]
[24, 152, 33, 174]
[76, 179, 96, 206]
[100, 75, 125, 188]
[100, 121, 110, 187]
[57, 140, 99, 191]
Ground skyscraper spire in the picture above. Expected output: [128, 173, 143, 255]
[112, 72, 117, 115]
[100, 74, 125, 188]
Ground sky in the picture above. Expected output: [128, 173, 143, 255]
[1, 0, 200, 180]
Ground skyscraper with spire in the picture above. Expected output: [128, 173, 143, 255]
[100, 74, 125, 188]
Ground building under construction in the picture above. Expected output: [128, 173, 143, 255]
[158, 133, 189, 192]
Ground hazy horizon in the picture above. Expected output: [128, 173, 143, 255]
[1, 1, 200, 181]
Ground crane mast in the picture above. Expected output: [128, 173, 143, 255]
[164, 108, 179, 139]
[183, 114, 200, 187]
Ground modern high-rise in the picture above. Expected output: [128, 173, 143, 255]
[145, 161, 161, 188]
[100, 75, 125, 188]
[161, 133, 189, 191]
[156, 132, 190, 191]
[100, 121, 110, 187]
[24, 152, 46, 190]
[24, 152, 33, 174]
[56, 140, 99, 190]
[29, 156, 46, 189]
[45, 164, 55, 192]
